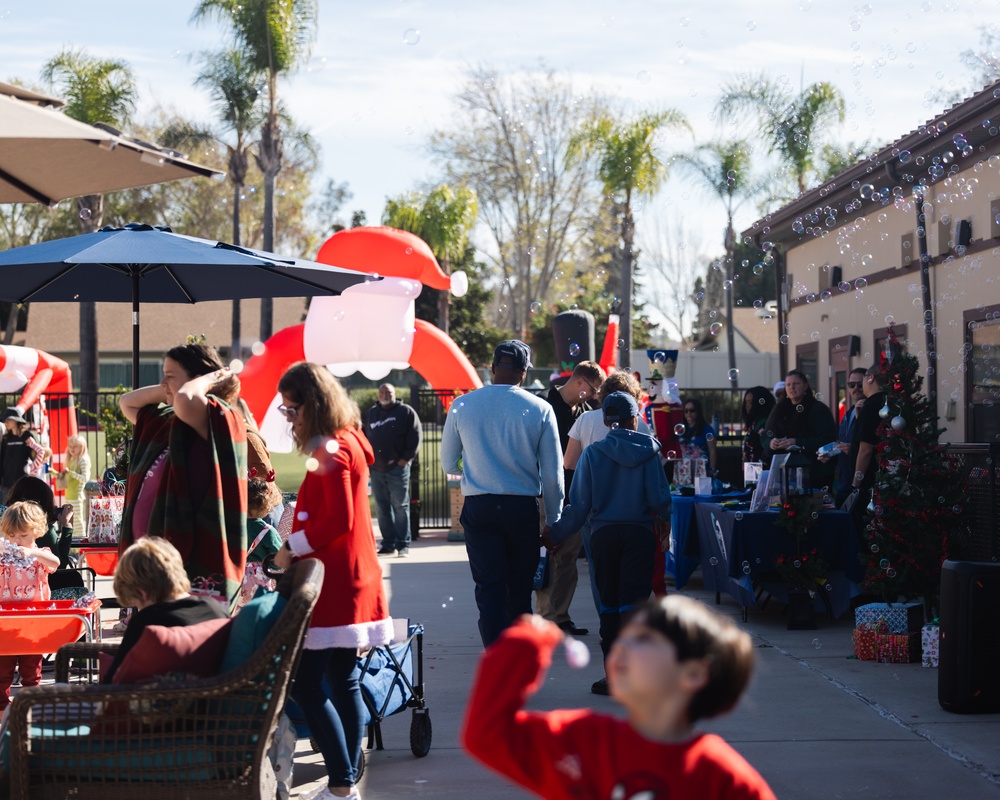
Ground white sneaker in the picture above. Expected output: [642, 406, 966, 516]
[302, 785, 361, 800]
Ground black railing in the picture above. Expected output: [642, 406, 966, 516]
[410, 388, 462, 529]
[0, 391, 125, 483]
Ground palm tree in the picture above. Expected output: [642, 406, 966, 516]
[166, 49, 265, 360]
[674, 141, 761, 389]
[192, 0, 318, 342]
[717, 73, 845, 196]
[566, 110, 690, 370]
[382, 185, 478, 334]
[41, 48, 137, 396]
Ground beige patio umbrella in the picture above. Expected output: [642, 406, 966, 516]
[0, 82, 224, 205]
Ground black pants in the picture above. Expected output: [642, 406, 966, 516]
[461, 494, 541, 648]
[590, 524, 655, 657]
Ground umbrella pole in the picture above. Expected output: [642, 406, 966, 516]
[132, 273, 140, 390]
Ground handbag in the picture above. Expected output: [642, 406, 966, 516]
[237, 525, 278, 608]
[87, 494, 126, 543]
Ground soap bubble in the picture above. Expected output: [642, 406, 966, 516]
[855, 278, 868, 290]
[709, 556, 718, 566]
[569, 343, 581, 356]
[251, 341, 266, 356]
[530, 301, 542, 314]
[709, 322, 724, 335]
[879, 558, 890, 569]
[735, 512, 744, 521]
[305, 458, 319, 472]
[79, 208, 92, 221]
[727, 368, 740, 382]
[812, 638, 823, 649]
[617, 339, 625, 349]
[402, 28, 420, 45]
[228, 359, 244, 374]
[674, 423, 686, 436]
[563, 636, 590, 669]
[654, 351, 667, 364]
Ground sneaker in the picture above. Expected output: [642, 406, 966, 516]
[377, 545, 396, 556]
[303, 785, 361, 800]
[397, 547, 410, 557]
[591, 677, 609, 696]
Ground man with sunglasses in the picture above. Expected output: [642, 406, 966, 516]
[822, 367, 867, 505]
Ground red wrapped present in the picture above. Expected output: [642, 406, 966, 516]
[853, 628, 879, 660]
[876, 632, 921, 664]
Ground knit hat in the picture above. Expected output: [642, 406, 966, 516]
[773, 381, 786, 395]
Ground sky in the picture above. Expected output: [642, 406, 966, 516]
[2, 0, 998, 334]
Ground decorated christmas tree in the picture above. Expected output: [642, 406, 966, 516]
[863, 327, 967, 617]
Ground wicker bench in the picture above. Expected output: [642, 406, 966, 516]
[3, 559, 323, 800]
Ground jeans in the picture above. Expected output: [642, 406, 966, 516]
[461, 494, 540, 647]
[590, 524, 655, 658]
[371, 464, 411, 550]
[290, 648, 364, 789]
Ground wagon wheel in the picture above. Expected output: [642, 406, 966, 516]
[409, 708, 432, 757]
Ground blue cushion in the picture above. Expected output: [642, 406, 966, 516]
[219, 590, 287, 674]
[1, 723, 216, 780]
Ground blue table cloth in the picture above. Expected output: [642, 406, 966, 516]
[691, 503, 861, 618]
[666, 492, 751, 590]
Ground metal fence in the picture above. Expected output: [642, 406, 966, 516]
[0, 391, 125, 482]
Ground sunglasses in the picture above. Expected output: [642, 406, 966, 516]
[277, 403, 302, 421]
[847, 381, 863, 388]
[683, 408, 697, 413]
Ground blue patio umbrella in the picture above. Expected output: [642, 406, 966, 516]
[0, 223, 378, 387]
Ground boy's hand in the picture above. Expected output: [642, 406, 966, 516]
[58, 504, 74, 528]
[655, 516, 672, 552]
[540, 525, 559, 551]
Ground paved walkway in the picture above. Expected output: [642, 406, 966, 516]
[291, 528, 1000, 800]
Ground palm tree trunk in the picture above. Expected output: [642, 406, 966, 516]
[78, 194, 102, 398]
[438, 256, 450, 334]
[725, 220, 739, 390]
[231, 184, 242, 361]
[620, 194, 635, 371]
[259, 108, 282, 342]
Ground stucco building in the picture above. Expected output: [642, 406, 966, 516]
[743, 80, 1000, 444]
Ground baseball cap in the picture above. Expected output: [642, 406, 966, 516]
[602, 391, 639, 423]
[773, 381, 786, 394]
[492, 340, 532, 371]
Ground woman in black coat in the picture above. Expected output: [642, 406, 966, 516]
[760, 370, 838, 489]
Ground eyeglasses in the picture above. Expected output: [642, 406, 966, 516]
[847, 381, 863, 388]
[277, 403, 302, 421]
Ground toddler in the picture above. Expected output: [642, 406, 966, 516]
[0, 501, 60, 710]
[462, 595, 776, 800]
[238, 477, 283, 607]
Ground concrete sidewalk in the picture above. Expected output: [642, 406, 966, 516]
[291, 528, 1000, 800]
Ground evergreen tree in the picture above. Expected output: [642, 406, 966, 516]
[863, 327, 967, 617]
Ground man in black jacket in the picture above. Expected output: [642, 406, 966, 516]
[363, 384, 422, 556]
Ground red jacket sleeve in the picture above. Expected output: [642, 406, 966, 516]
[292, 438, 355, 554]
[461, 620, 585, 799]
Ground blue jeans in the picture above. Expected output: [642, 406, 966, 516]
[371, 464, 411, 550]
[461, 494, 540, 647]
[290, 648, 364, 789]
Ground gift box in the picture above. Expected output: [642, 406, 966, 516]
[853, 627, 879, 661]
[877, 632, 921, 664]
[922, 623, 940, 668]
[854, 602, 924, 633]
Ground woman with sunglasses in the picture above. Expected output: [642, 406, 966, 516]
[272, 362, 392, 800]
[741, 387, 776, 465]
[678, 398, 718, 474]
[118, 343, 248, 608]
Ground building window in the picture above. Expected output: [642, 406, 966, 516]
[795, 343, 819, 394]
[965, 306, 1000, 443]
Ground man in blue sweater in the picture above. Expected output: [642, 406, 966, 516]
[440, 340, 564, 647]
[544, 391, 672, 694]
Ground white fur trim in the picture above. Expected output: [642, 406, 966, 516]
[304, 618, 395, 650]
[287, 530, 312, 556]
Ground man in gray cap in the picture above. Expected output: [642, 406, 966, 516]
[440, 339, 564, 647]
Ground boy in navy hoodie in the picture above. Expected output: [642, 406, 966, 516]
[544, 391, 672, 695]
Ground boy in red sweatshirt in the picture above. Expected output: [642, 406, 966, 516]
[462, 595, 776, 800]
